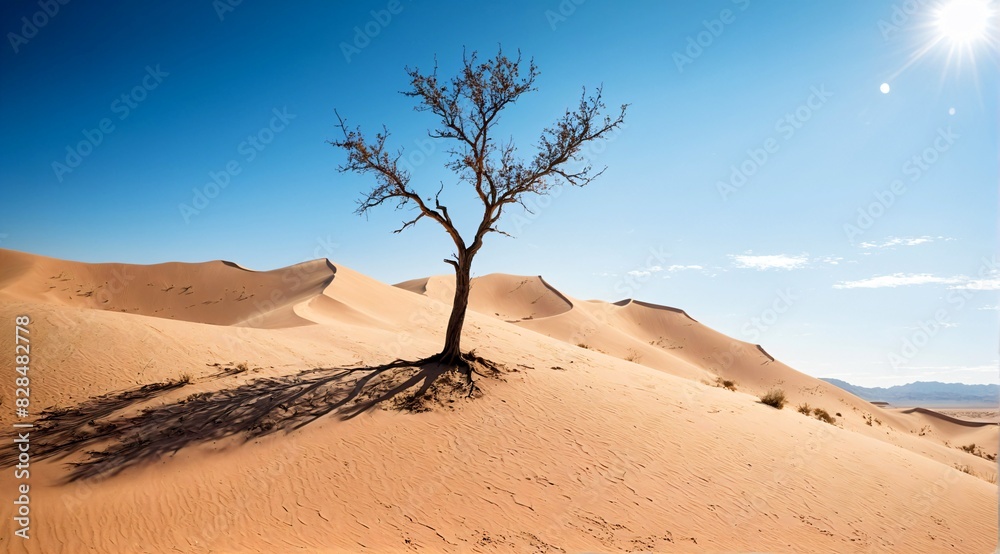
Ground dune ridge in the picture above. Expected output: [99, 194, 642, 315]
[0, 248, 995, 554]
[0, 250, 340, 328]
[899, 407, 999, 428]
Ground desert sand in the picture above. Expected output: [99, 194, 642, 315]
[0, 248, 996, 553]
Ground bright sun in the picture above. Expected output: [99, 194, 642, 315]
[936, 0, 992, 43]
[883, 0, 995, 87]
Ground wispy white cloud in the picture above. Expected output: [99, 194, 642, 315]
[903, 321, 959, 330]
[624, 264, 706, 278]
[626, 265, 662, 278]
[834, 273, 965, 289]
[859, 235, 951, 249]
[835, 272, 1000, 290]
[952, 278, 1000, 291]
[978, 304, 1000, 311]
[730, 253, 810, 271]
[728, 252, 843, 271]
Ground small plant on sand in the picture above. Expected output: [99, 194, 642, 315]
[175, 373, 192, 385]
[759, 389, 786, 409]
[797, 403, 811, 415]
[954, 464, 999, 484]
[624, 348, 642, 363]
[576, 343, 590, 350]
[715, 377, 737, 391]
[863, 413, 873, 426]
[234, 362, 249, 373]
[812, 408, 836, 425]
[960, 443, 998, 462]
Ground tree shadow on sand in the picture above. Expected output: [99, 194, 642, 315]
[1, 355, 501, 483]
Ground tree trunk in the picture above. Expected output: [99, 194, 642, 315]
[438, 255, 472, 366]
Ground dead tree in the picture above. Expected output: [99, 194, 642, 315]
[330, 48, 627, 382]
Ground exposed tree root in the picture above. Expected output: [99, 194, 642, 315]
[403, 350, 503, 398]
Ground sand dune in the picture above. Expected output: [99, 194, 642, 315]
[899, 406, 1000, 428]
[0, 249, 996, 553]
[396, 274, 573, 322]
[401, 273, 998, 474]
[0, 249, 337, 328]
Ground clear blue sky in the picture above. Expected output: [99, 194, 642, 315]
[1, 0, 996, 386]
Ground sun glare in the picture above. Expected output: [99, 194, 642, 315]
[936, 0, 992, 44]
[885, 0, 998, 83]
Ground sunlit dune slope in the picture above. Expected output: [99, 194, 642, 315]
[0, 249, 994, 553]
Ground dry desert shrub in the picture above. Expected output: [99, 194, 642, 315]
[760, 389, 786, 409]
[812, 408, 836, 425]
[951, 463, 995, 485]
[960, 443, 998, 462]
[715, 377, 737, 391]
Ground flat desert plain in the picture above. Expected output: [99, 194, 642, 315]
[0, 248, 996, 553]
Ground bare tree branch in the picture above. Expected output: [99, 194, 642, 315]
[331, 48, 627, 265]
[330, 47, 627, 364]
[329, 109, 466, 252]
[393, 211, 425, 234]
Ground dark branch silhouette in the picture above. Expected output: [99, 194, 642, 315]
[330, 47, 627, 378]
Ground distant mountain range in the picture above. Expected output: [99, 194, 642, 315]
[821, 379, 999, 407]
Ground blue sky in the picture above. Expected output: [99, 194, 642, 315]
[1, 0, 996, 386]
